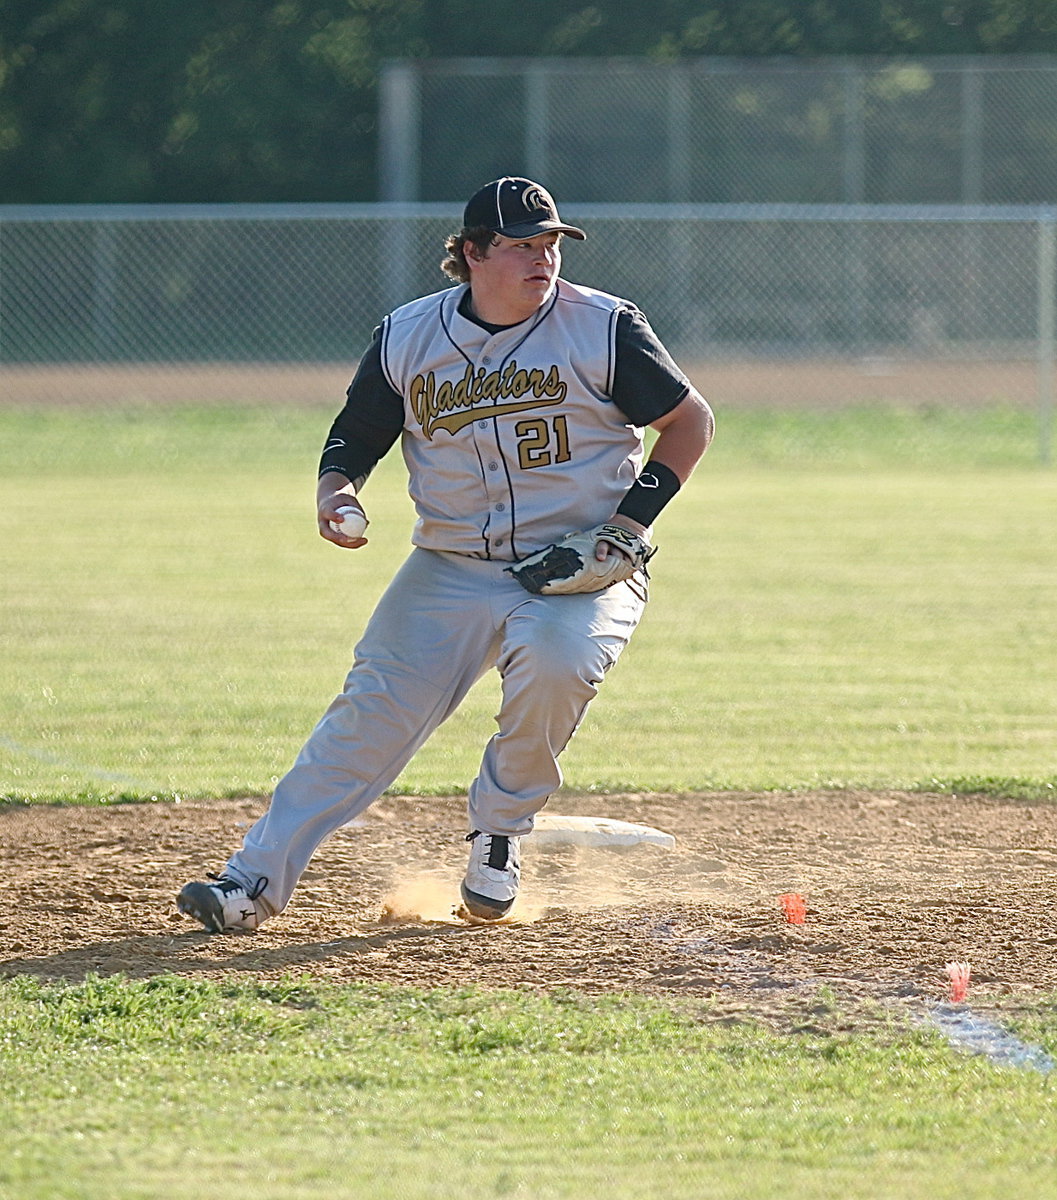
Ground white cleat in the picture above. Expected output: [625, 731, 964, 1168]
[460, 831, 521, 921]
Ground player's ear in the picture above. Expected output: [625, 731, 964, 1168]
[464, 235, 498, 270]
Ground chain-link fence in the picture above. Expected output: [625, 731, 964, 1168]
[0, 202, 1053, 461]
[381, 56, 1057, 206]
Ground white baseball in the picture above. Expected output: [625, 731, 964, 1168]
[330, 505, 368, 539]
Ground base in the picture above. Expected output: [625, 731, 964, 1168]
[532, 813, 676, 850]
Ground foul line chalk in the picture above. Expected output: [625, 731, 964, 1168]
[927, 1005, 1055, 1074]
[0, 734, 155, 791]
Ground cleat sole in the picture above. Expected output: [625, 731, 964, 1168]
[176, 882, 226, 933]
[459, 881, 515, 922]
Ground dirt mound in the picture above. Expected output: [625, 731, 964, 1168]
[3, 790, 1055, 1022]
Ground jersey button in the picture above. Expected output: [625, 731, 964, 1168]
[495, 503, 505, 512]
[482, 356, 492, 364]
[478, 421, 488, 429]
[488, 461, 499, 471]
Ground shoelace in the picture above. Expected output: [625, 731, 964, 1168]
[466, 831, 510, 870]
[206, 872, 269, 900]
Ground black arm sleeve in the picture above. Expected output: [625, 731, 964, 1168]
[609, 307, 691, 427]
[318, 327, 405, 485]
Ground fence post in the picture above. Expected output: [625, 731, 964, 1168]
[379, 62, 422, 312]
[841, 61, 865, 204]
[666, 67, 693, 350]
[960, 61, 983, 204]
[379, 61, 420, 201]
[92, 220, 118, 361]
[525, 63, 550, 181]
[1038, 213, 1055, 466]
[667, 64, 691, 203]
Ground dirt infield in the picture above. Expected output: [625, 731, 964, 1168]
[3, 789, 1056, 1021]
[0, 357, 1040, 409]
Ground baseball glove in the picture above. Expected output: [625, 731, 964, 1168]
[506, 523, 655, 595]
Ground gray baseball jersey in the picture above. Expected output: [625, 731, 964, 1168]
[321, 278, 690, 559]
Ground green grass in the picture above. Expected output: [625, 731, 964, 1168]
[706, 401, 1048, 470]
[2, 975, 1057, 1200]
[1, 402, 1055, 803]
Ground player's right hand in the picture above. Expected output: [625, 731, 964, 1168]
[318, 495, 369, 549]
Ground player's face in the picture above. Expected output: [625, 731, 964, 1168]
[466, 232, 563, 324]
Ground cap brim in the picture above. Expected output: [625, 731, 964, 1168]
[495, 219, 587, 241]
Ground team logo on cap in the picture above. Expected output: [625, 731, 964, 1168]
[521, 184, 553, 215]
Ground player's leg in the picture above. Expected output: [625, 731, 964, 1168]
[178, 550, 502, 931]
[460, 577, 646, 919]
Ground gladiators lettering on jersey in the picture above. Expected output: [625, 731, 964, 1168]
[409, 360, 567, 438]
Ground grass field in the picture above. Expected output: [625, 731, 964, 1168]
[2, 400, 1056, 1200]
[1, 403, 1054, 803]
[2, 975, 1057, 1200]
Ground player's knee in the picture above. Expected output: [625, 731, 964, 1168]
[511, 626, 608, 694]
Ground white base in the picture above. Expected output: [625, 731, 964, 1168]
[532, 813, 675, 850]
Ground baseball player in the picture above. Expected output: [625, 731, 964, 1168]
[177, 177, 713, 932]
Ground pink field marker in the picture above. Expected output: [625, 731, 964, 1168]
[945, 960, 972, 1003]
[779, 893, 807, 924]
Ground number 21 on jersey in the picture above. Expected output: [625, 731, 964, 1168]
[515, 415, 571, 469]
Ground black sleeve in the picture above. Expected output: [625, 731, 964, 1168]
[318, 326, 405, 484]
[609, 307, 691, 427]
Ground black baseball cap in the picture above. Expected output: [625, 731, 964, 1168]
[463, 177, 586, 241]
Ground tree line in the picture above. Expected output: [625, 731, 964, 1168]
[2, 0, 1057, 204]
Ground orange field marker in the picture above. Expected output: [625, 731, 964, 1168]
[945, 960, 972, 1003]
[779, 892, 807, 924]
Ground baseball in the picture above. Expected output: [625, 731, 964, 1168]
[330, 505, 368, 539]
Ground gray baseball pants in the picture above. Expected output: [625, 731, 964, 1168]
[224, 547, 645, 917]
